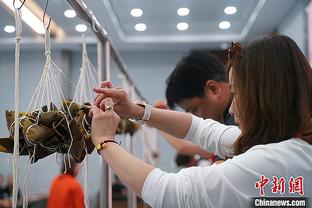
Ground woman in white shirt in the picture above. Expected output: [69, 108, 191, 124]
[89, 35, 312, 208]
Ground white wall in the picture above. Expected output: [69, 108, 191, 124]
[278, 0, 308, 55]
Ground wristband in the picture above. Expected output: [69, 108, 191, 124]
[130, 100, 152, 124]
[96, 139, 118, 154]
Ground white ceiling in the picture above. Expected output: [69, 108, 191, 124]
[0, 0, 308, 51]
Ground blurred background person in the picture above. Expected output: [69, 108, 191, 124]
[47, 157, 84, 208]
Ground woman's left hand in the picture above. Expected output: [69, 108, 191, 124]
[89, 101, 120, 145]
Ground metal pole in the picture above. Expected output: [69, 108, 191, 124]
[98, 40, 112, 208]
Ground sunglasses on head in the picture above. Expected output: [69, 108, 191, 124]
[228, 42, 245, 60]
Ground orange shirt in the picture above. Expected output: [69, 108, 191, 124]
[47, 174, 84, 208]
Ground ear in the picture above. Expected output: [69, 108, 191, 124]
[204, 80, 222, 98]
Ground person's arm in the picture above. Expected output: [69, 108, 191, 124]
[160, 131, 214, 158]
[185, 115, 241, 158]
[93, 82, 192, 139]
[89, 100, 260, 208]
[93, 81, 241, 158]
[99, 143, 154, 196]
[90, 104, 154, 196]
[142, 147, 269, 208]
[154, 100, 214, 158]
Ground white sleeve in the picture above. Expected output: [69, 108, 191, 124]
[142, 140, 312, 208]
[184, 115, 241, 158]
[142, 159, 255, 208]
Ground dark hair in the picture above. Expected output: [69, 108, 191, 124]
[227, 35, 312, 155]
[166, 50, 226, 109]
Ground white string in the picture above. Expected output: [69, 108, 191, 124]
[47, 64, 75, 155]
[73, 36, 99, 104]
[22, 146, 36, 208]
[26, 51, 77, 114]
[63, 155, 68, 174]
[72, 36, 100, 208]
[26, 28, 76, 162]
[17, 27, 80, 207]
[13, 8, 22, 208]
[83, 149, 89, 208]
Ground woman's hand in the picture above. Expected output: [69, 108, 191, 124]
[89, 102, 120, 145]
[93, 81, 142, 119]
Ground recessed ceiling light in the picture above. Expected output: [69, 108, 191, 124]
[177, 8, 189, 16]
[64, 9, 76, 18]
[177, 22, 188, 31]
[224, 6, 237, 15]
[4, 25, 15, 33]
[135, 23, 146, 31]
[219, 21, 231, 29]
[130, 8, 143, 17]
[75, 24, 87, 32]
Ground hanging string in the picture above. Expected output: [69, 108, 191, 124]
[26, 28, 75, 162]
[83, 149, 89, 208]
[72, 35, 99, 104]
[72, 35, 99, 208]
[22, 146, 36, 208]
[12, 7, 22, 208]
[44, 29, 51, 58]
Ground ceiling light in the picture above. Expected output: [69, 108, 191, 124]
[4, 25, 15, 33]
[75, 24, 87, 32]
[219, 21, 231, 29]
[224, 6, 237, 15]
[2, 0, 45, 34]
[64, 9, 76, 18]
[177, 8, 189, 16]
[177, 22, 188, 31]
[130, 8, 143, 17]
[135, 23, 146, 31]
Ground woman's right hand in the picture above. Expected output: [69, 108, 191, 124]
[89, 103, 120, 146]
[93, 81, 143, 120]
